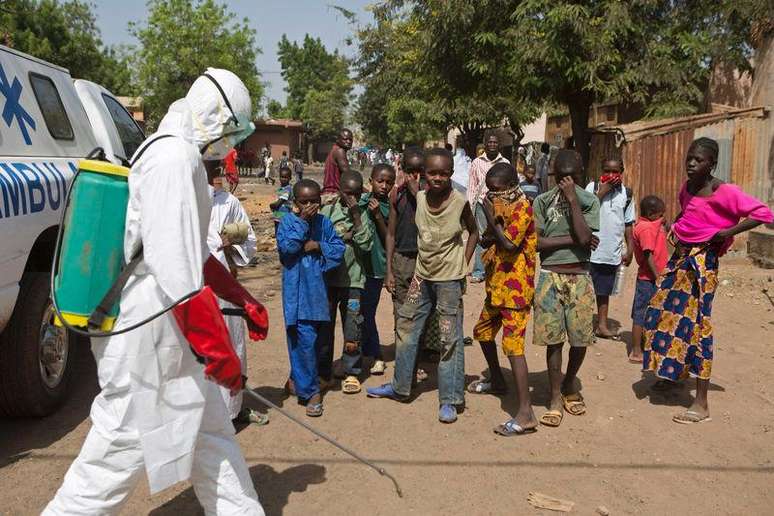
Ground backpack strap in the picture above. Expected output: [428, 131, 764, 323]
[87, 134, 177, 329]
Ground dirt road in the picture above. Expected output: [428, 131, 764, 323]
[1, 181, 773, 515]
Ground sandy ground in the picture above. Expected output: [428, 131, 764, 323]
[1, 179, 773, 515]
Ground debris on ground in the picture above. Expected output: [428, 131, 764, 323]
[527, 492, 575, 512]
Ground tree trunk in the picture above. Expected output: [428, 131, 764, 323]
[568, 96, 593, 183]
[459, 121, 484, 158]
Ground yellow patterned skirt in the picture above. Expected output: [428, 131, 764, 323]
[642, 245, 718, 380]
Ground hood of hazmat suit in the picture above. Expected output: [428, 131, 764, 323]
[44, 69, 264, 514]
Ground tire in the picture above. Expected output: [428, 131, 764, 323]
[0, 272, 84, 417]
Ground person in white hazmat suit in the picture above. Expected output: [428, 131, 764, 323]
[204, 168, 266, 425]
[44, 68, 269, 515]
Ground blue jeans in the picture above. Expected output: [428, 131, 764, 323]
[391, 277, 465, 405]
[472, 202, 487, 280]
[362, 276, 383, 359]
[286, 321, 321, 402]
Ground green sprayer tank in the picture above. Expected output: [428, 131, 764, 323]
[54, 159, 130, 331]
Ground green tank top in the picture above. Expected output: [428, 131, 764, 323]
[414, 190, 467, 281]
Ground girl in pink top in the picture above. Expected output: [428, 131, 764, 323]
[642, 137, 773, 425]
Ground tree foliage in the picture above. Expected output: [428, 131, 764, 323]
[359, 0, 757, 164]
[130, 0, 263, 129]
[0, 0, 133, 94]
[276, 34, 352, 143]
[266, 99, 288, 119]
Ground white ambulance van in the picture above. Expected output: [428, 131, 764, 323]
[0, 45, 145, 417]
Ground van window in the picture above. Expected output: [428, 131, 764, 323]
[29, 73, 74, 140]
[102, 94, 145, 159]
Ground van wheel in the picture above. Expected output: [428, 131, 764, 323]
[0, 272, 85, 417]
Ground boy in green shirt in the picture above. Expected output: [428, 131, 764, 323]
[532, 150, 600, 428]
[318, 171, 374, 395]
[358, 164, 396, 375]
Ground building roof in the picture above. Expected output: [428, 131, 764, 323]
[254, 118, 304, 129]
[592, 106, 768, 143]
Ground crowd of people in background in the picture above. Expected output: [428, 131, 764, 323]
[265, 127, 773, 432]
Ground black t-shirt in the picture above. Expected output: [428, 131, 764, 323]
[394, 187, 418, 254]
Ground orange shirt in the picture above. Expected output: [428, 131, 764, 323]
[482, 193, 537, 309]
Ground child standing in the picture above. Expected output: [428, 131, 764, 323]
[468, 163, 538, 436]
[385, 147, 439, 381]
[277, 180, 345, 417]
[532, 149, 600, 428]
[368, 148, 479, 424]
[270, 166, 293, 233]
[359, 164, 397, 375]
[628, 195, 668, 364]
[643, 137, 773, 425]
[519, 162, 542, 203]
[586, 158, 635, 340]
[318, 171, 374, 395]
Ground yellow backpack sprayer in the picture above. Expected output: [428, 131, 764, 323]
[50, 145, 403, 498]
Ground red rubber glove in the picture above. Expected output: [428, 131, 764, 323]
[204, 254, 269, 341]
[172, 286, 244, 395]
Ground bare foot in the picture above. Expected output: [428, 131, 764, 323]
[628, 353, 643, 364]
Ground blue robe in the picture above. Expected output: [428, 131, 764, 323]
[277, 212, 345, 327]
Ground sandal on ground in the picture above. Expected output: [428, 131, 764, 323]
[672, 410, 712, 425]
[562, 393, 587, 416]
[416, 368, 429, 383]
[594, 330, 621, 341]
[306, 403, 323, 417]
[342, 375, 362, 394]
[651, 379, 680, 392]
[370, 360, 387, 375]
[494, 419, 537, 436]
[628, 355, 643, 364]
[467, 379, 507, 395]
[539, 409, 563, 427]
[233, 409, 269, 426]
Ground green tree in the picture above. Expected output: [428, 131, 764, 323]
[0, 0, 134, 94]
[355, 3, 540, 151]
[130, 0, 263, 129]
[266, 99, 288, 119]
[301, 88, 347, 143]
[378, 0, 756, 165]
[276, 34, 352, 120]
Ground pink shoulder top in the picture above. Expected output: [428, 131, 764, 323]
[672, 183, 773, 251]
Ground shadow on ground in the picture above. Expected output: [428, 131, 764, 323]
[149, 463, 327, 516]
[0, 346, 98, 469]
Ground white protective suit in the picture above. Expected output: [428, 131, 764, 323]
[207, 186, 257, 419]
[451, 147, 471, 194]
[44, 69, 264, 515]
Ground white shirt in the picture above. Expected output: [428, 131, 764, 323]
[467, 153, 510, 206]
[585, 181, 636, 265]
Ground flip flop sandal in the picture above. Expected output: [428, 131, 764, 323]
[342, 376, 362, 394]
[594, 331, 621, 341]
[246, 410, 270, 426]
[539, 409, 563, 427]
[651, 379, 681, 392]
[672, 410, 712, 425]
[306, 403, 323, 417]
[494, 419, 538, 436]
[467, 379, 507, 395]
[562, 393, 587, 416]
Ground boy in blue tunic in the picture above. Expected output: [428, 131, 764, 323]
[277, 179, 346, 417]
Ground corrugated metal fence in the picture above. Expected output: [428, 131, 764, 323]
[589, 107, 771, 222]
